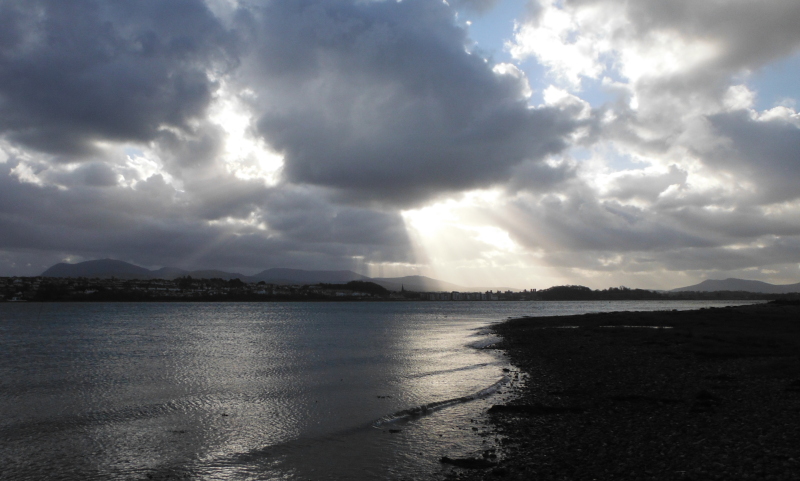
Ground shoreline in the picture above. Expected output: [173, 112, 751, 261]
[440, 301, 800, 480]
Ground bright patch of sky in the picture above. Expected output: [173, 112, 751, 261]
[564, 75, 617, 106]
[458, 0, 557, 106]
[123, 147, 145, 158]
[748, 52, 800, 111]
[3, 0, 800, 289]
[468, 2, 799, 112]
[458, 0, 527, 61]
[462, 0, 618, 107]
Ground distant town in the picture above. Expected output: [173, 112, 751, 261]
[1, 276, 797, 302]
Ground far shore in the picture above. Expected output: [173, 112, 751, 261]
[440, 301, 800, 480]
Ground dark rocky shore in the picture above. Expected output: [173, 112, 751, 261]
[441, 301, 800, 480]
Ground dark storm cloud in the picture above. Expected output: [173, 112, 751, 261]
[607, 165, 687, 202]
[492, 174, 800, 277]
[12, 0, 798, 286]
[244, 0, 576, 206]
[542, 238, 800, 274]
[506, 159, 576, 193]
[71, 162, 120, 187]
[646, 239, 800, 273]
[704, 110, 800, 204]
[155, 122, 227, 172]
[669, 205, 800, 240]
[561, 0, 800, 73]
[499, 189, 716, 254]
[4, 0, 569, 274]
[0, 159, 413, 274]
[0, 0, 236, 155]
[498, 188, 800, 275]
[178, 175, 411, 252]
[618, 0, 800, 71]
[257, 186, 408, 247]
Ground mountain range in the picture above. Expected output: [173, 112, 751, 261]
[670, 278, 800, 294]
[40, 259, 510, 293]
[40, 260, 800, 294]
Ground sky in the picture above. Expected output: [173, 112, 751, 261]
[1, 0, 799, 290]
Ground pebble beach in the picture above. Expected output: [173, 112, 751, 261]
[442, 301, 800, 480]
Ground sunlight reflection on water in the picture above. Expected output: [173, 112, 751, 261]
[0, 300, 760, 479]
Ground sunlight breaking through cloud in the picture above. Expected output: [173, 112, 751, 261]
[0, 0, 798, 288]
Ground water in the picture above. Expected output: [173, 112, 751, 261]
[0, 300, 761, 480]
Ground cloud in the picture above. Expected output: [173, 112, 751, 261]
[500, 188, 715, 254]
[0, 0, 236, 155]
[1, 0, 459, 275]
[1, 0, 799, 288]
[448, 0, 502, 14]
[703, 109, 800, 204]
[512, 0, 800, 90]
[617, 0, 800, 73]
[243, 0, 576, 206]
[71, 162, 120, 188]
[606, 165, 687, 202]
[478, 184, 800, 283]
[506, 158, 576, 193]
[478, 0, 800, 285]
[0, 157, 413, 274]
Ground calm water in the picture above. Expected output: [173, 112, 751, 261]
[0, 300, 761, 480]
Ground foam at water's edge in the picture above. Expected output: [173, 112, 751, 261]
[374, 375, 510, 426]
[471, 327, 494, 336]
[209, 375, 512, 471]
[467, 335, 501, 349]
[404, 361, 503, 380]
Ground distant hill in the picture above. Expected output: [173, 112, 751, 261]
[672, 278, 800, 294]
[371, 276, 519, 293]
[42, 260, 248, 281]
[371, 275, 466, 293]
[151, 267, 189, 279]
[186, 270, 248, 281]
[42, 259, 154, 279]
[40, 260, 516, 292]
[249, 268, 370, 285]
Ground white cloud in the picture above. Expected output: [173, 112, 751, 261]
[509, 0, 617, 88]
[723, 85, 756, 111]
[1, 0, 799, 288]
[207, 85, 284, 185]
[492, 62, 533, 99]
[494, 0, 800, 286]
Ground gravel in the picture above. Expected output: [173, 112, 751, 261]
[439, 301, 800, 481]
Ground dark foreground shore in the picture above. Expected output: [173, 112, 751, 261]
[443, 301, 800, 480]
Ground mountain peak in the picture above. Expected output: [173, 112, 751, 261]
[250, 268, 370, 284]
[39, 259, 487, 292]
[42, 259, 153, 279]
[672, 278, 800, 294]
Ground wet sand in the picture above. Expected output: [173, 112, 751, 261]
[442, 301, 800, 480]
